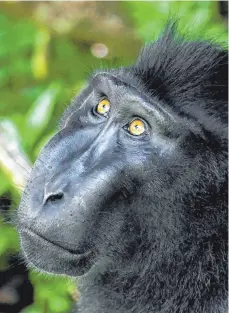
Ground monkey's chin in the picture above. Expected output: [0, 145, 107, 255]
[19, 229, 96, 277]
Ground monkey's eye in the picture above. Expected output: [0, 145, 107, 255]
[128, 119, 146, 136]
[96, 99, 111, 116]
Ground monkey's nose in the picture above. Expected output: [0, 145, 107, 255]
[43, 172, 69, 206]
[43, 192, 64, 205]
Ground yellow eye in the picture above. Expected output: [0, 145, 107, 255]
[96, 99, 111, 116]
[128, 119, 145, 136]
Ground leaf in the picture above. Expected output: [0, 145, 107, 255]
[0, 171, 10, 194]
[0, 119, 31, 188]
[48, 295, 72, 313]
[0, 224, 19, 255]
[32, 28, 50, 80]
[24, 83, 61, 147]
[20, 305, 43, 313]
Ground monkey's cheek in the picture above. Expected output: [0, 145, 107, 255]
[19, 230, 96, 277]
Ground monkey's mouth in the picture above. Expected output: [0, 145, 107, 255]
[24, 228, 92, 256]
[20, 228, 96, 276]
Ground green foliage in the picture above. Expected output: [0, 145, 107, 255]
[0, 1, 227, 313]
[124, 1, 227, 43]
[25, 273, 76, 313]
[0, 218, 19, 257]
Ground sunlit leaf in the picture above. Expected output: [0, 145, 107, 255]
[20, 305, 43, 313]
[24, 83, 61, 147]
[48, 295, 72, 313]
[32, 28, 50, 80]
[0, 119, 31, 188]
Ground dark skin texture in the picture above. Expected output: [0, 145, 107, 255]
[17, 28, 228, 313]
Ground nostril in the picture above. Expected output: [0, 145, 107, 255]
[44, 192, 64, 205]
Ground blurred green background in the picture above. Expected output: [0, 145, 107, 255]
[0, 1, 227, 313]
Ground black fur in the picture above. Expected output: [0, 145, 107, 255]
[17, 27, 228, 313]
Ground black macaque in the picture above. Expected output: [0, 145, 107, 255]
[17, 26, 228, 313]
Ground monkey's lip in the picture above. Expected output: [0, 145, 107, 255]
[21, 228, 94, 259]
